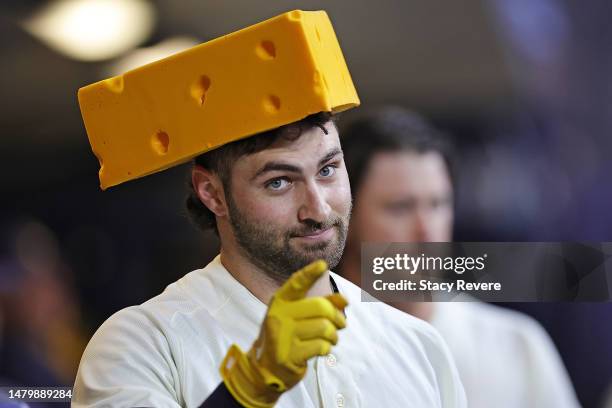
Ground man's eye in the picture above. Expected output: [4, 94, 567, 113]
[385, 201, 416, 214]
[266, 178, 290, 190]
[319, 165, 336, 177]
[431, 197, 453, 209]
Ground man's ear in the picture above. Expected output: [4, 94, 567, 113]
[191, 165, 228, 218]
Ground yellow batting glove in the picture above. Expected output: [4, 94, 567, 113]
[220, 260, 348, 408]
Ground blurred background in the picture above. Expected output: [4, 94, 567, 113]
[0, 0, 611, 407]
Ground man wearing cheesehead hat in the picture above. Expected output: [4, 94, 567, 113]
[72, 10, 467, 408]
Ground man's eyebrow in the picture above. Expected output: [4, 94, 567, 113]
[318, 147, 343, 167]
[251, 147, 343, 181]
[251, 162, 303, 180]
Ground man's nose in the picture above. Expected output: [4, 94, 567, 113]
[412, 208, 432, 242]
[298, 183, 332, 223]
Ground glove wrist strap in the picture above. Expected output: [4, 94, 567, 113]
[220, 344, 282, 408]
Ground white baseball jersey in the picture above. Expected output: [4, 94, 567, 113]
[73, 255, 466, 407]
[432, 301, 580, 408]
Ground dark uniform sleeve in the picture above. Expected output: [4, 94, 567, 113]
[198, 382, 243, 408]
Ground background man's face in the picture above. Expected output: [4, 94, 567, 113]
[226, 123, 352, 281]
[350, 151, 453, 243]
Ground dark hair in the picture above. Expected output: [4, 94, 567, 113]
[340, 106, 454, 196]
[186, 112, 336, 232]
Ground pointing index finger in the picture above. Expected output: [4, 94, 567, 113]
[276, 260, 328, 301]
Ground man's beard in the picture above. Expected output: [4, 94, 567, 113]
[226, 192, 350, 284]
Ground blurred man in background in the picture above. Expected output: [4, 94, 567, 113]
[0, 218, 85, 408]
[0, 219, 85, 387]
[338, 106, 580, 408]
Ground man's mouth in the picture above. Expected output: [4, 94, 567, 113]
[293, 227, 335, 241]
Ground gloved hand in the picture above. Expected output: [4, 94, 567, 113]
[220, 260, 348, 408]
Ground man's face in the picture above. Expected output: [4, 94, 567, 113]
[225, 123, 352, 282]
[350, 151, 453, 243]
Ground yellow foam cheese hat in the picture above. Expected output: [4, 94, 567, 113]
[78, 10, 360, 190]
